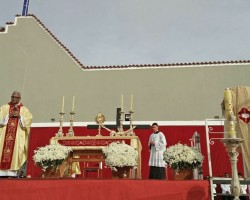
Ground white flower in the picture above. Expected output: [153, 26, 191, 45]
[163, 143, 204, 171]
[33, 144, 72, 170]
[102, 141, 138, 170]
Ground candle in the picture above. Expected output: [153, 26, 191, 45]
[61, 96, 65, 113]
[121, 94, 124, 112]
[224, 88, 231, 100]
[224, 88, 233, 118]
[130, 95, 133, 111]
[72, 96, 75, 112]
[224, 88, 236, 138]
[228, 120, 236, 137]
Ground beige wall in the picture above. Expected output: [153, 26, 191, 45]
[1, 17, 250, 122]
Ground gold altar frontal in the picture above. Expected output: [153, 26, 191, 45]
[50, 136, 142, 179]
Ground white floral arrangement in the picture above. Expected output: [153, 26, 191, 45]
[33, 144, 72, 170]
[163, 143, 203, 171]
[102, 141, 138, 171]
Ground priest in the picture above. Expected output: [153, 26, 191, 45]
[0, 91, 32, 177]
[148, 122, 167, 179]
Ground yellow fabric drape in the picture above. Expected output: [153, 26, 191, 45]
[59, 160, 81, 177]
[0, 104, 32, 170]
[231, 86, 250, 178]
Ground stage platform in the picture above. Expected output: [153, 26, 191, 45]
[0, 179, 210, 200]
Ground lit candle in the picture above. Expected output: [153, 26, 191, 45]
[61, 96, 65, 113]
[130, 95, 133, 111]
[121, 94, 124, 112]
[72, 96, 75, 112]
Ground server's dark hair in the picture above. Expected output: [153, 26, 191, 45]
[152, 122, 158, 126]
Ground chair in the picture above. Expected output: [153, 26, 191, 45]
[68, 149, 105, 179]
[82, 159, 103, 179]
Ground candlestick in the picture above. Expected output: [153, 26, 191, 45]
[61, 96, 65, 113]
[72, 96, 75, 112]
[222, 138, 244, 200]
[67, 111, 75, 137]
[55, 111, 65, 137]
[121, 94, 124, 112]
[130, 95, 133, 111]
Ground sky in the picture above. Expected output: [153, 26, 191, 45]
[1, 0, 250, 66]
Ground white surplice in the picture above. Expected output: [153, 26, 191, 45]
[148, 131, 167, 167]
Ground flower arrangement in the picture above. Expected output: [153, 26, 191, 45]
[33, 144, 72, 170]
[163, 143, 203, 171]
[102, 141, 138, 171]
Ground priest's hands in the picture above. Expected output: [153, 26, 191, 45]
[10, 111, 20, 118]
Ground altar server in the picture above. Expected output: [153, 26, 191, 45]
[0, 91, 32, 177]
[148, 122, 167, 179]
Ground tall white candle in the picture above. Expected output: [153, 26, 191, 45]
[72, 96, 75, 112]
[224, 88, 236, 138]
[61, 96, 65, 113]
[121, 94, 124, 112]
[130, 95, 133, 111]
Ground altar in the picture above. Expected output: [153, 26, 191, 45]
[50, 136, 142, 178]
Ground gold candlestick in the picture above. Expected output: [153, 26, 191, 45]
[67, 111, 75, 137]
[55, 112, 65, 137]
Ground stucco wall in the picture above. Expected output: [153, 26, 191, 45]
[0, 17, 249, 122]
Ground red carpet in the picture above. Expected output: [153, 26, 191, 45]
[0, 179, 210, 200]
